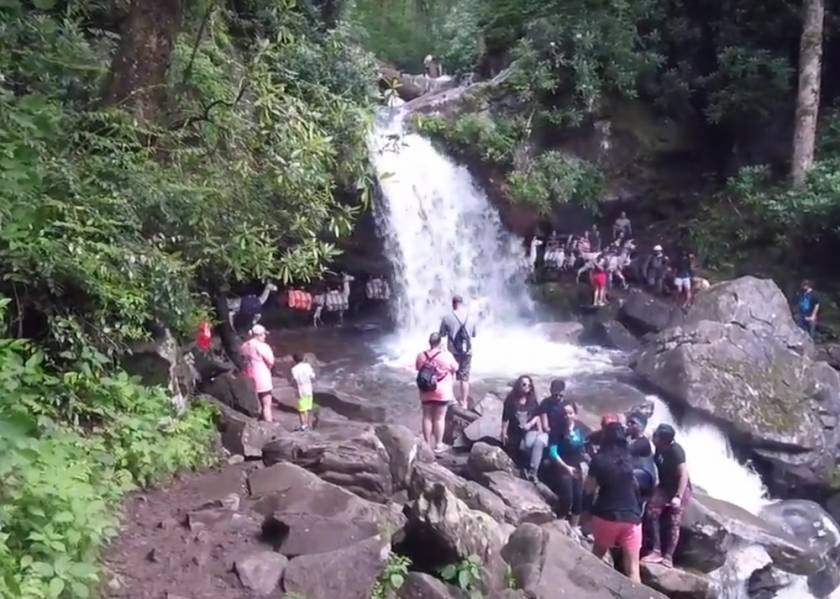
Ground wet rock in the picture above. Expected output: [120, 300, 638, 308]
[467, 442, 517, 477]
[262, 426, 394, 502]
[463, 399, 504, 444]
[502, 522, 668, 599]
[201, 372, 260, 417]
[122, 326, 193, 411]
[206, 396, 285, 458]
[619, 289, 684, 335]
[818, 342, 840, 371]
[586, 320, 641, 352]
[747, 565, 792, 599]
[314, 389, 387, 423]
[475, 471, 554, 525]
[375, 423, 434, 491]
[640, 562, 716, 599]
[410, 461, 512, 524]
[262, 512, 379, 556]
[633, 321, 840, 490]
[248, 462, 405, 537]
[533, 321, 584, 344]
[684, 276, 813, 356]
[397, 572, 466, 599]
[283, 534, 390, 599]
[444, 404, 479, 446]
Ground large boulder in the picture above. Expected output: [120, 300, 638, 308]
[410, 461, 513, 524]
[474, 471, 555, 525]
[640, 563, 716, 599]
[262, 426, 394, 502]
[202, 372, 260, 417]
[532, 321, 584, 344]
[633, 321, 840, 489]
[122, 326, 194, 411]
[684, 276, 813, 355]
[585, 319, 642, 352]
[397, 572, 466, 599]
[619, 289, 684, 335]
[463, 396, 505, 444]
[467, 442, 517, 477]
[502, 522, 668, 599]
[314, 389, 387, 423]
[206, 396, 285, 458]
[234, 550, 287, 595]
[282, 534, 391, 599]
[375, 424, 434, 492]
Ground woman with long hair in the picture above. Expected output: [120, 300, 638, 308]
[500, 375, 546, 481]
[239, 324, 275, 422]
[546, 399, 589, 527]
[584, 422, 643, 583]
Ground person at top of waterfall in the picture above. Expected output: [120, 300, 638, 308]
[643, 245, 668, 295]
[613, 211, 632, 240]
[291, 353, 316, 431]
[642, 423, 692, 568]
[591, 255, 608, 307]
[239, 324, 276, 422]
[796, 280, 820, 338]
[501, 375, 547, 482]
[583, 422, 644, 583]
[415, 332, 459, 454]
[544, 399, 591, 528]
[673, 249, 695, 309]
[439, 295, 476, 410]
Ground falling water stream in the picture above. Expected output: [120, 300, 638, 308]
[366, 105, 835, 598]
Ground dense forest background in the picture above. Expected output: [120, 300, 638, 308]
[1, 0, 840, 596]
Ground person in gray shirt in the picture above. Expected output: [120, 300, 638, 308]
[439, 295, 476, 409]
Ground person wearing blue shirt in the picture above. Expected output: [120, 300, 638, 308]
[797, 280, 820, 338]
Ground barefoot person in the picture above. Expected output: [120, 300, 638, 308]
[439, 295, 476, 409]
[415, 332, 459, 454]
[291, 353, 316, 431]
[239, 324, 275, 422]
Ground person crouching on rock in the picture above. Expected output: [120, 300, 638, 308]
[642, 423, 692, 568]
[239, 324, 275, 422]
[545, 399, 590, 529]
[291, 353, 316, 431]
[415, 332, 459, 455]
[583, 422, 644, 583]
[500, 375, 546, 482]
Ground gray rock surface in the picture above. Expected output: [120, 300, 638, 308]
[234, 550, 287, 595]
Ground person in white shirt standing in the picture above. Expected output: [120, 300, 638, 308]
[291, 353, 316, 431]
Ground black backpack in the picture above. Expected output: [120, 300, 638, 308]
[416, 351, 441, 392]
[452, 316, 471, 356]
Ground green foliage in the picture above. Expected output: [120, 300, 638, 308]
[439, 554, 483, 598]
[370, 552, 411, 599]
[0, 300, 217, 598]
[413, 112, 522, 166]
[507, 151, 604, 215]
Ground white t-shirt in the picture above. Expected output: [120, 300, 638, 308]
[291, 362, 315, 397]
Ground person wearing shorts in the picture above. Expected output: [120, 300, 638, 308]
[673, 250, 695, 308]
[239, 324, 275, 422]
[291, 353, 316, 431]
[439, 295, 476, 409]
[415, 332, 459, 453]
[584, 422, 643, 583]
[591, 258, 608, 307]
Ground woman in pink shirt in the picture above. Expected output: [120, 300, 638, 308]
[239, 324, 275, 421]
[415, 332, 458, 454]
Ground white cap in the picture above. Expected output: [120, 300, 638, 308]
[250, 324, 267, 336]
[653, 245, 663, 252]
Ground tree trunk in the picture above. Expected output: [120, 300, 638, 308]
[791, 0, 824, 189]
[103, 0, 183, 124]
[212, 292, 244, 371]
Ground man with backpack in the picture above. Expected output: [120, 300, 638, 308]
[415, 332, 459, 454]
[439, 295, 477, 410]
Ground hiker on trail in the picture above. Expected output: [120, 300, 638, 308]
[642, 424, 692, 569]
[797, 280, 820, 338]
[291, 353, 316, 431]
[643, 245, 668, 295]
[673, 250, 695, 308]
[545, 399, 591, 529]
[439, 295, 476, 409]
[613, 211, 632, 240]
[228, 282, 278, 334]
[415, 332, 459, 454]
[501, 375, 547, 482]
[239, 324, 275, 422]
[584, 422, 644, 583]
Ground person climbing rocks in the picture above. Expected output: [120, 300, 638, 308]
[797, 280, 820, 338]
[544, 399, 591, 529]
[643, 245, 668, 295]
[583, 422, 644, 583]
[415, 332, 459, 454]
[239, 324, 275, 422]
[673, 249, 695, 308]
[439, 295, 476, 409]
[228, 282, 278, 335]
[613, 211, 632, 240]
[291, 353, 316, 431]
[501, 375, 547, 482]
[643, 423, 692, 568]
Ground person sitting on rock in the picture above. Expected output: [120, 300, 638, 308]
[643, 245, 668, 295]
[613, 211, 632, 240]
[583, 422, 644, 583]
[415, 332, 459, 454]
[500, 375, 546, 482]
[642, 424, 692, 568]
[545, 399, 591, 529]
[239, 324, 275, 422]
[796, 280, 820, 338]
[291, 353, 316, 432]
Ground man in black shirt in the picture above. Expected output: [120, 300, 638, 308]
[642, 424, 691, 569]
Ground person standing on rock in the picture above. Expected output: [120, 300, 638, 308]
[239, 324, 275, 422]
[545, 400, 590, 529]
[291, 353, 316, 431]
[797, 280, 820, 338]
[439, 295, 476, 409]
[500, 375, 546, 482]
[583, 422, 643, 583]
[415, 332, 459, 454]
[642, 423, 691, 568]
[643, 245, 667, 295]
[673, 250, 695, 309]
[613, 211, 632, 240]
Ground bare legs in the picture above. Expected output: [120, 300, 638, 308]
[421, 402, 448, 449]
[260, 393, 273, 422]
[459, 381, 470, 410]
